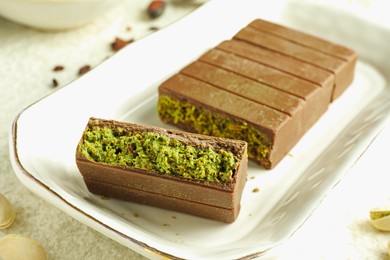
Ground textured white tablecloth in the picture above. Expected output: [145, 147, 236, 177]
[1, 1, 389, 259]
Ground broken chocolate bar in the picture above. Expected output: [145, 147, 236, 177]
[76, 118, 248, 223]
[158, 19, 356, 168]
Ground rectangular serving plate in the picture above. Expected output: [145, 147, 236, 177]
[9, 0, 390, 259]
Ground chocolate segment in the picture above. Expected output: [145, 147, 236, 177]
[237, 19, 358, 100]
[248, 19, 356, 61]
[76, 118, 248, 223]
[235, 27, 345, 71]
[199, 49, 332, 132]
[217, 40, 334, 92]
[180, 61, 305, 117]
[85, 180, 241, 222]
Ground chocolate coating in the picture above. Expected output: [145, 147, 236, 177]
[181, 61, 304, 117]
[217, 40, 334, 93]
[84, 180, 241, 223]
[240, 19, 358, 100]
[199, 48, 332, 132]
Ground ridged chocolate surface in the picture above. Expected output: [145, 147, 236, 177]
[217, 40, 334, 91]
[199, 48, 332, 133]
[241, 19, 357, 99]
[158, 18, 356, 168]
[181, 61, 304, 116]
[248, 19, 356, 62]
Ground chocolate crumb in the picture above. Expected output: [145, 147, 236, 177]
[163, 223, 170, 227]
[132, 213, 139, 218]
[52, 78, 58, 88]
[78, 65, 91, 76]
[126, 26, 132, 31]
[171, 216, 177, 220]
[252, 187, 260, 193]
[53, 65, 64, 71]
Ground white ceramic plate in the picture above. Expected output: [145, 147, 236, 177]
[9, 0, 390, 259]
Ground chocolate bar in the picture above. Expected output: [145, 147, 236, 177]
[235, 19, 357, 100]
[198, 48, 332, 132]
[76, 118, 248, 223]
[158, 19, 356, 168]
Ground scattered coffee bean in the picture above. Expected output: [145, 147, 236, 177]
[78, 65, 91, 76]
[147, 0, 166, 19]
[52, 78, 59, 88]
[53, 65, 64, 72]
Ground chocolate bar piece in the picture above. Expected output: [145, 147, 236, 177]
[198, 48, 332, 133]
[76, 118, 248, 223]
[235, 19, 357, 100]
[158, 19, 356, 168]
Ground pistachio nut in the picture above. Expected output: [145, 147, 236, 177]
[0, 193, 16, 229]
[388, 239, 390, 256]
[0, 234, 47, 260]
[370, 206, 390, 231]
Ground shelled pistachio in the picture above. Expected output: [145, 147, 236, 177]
[370, 206, 390, 231]
[0, 193, 16, 229]
[388, 239, 390, 256]
[0, 234, 47, 260]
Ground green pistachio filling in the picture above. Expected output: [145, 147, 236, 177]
[158, 95, 270, 161]
[79, 125, 236, 182]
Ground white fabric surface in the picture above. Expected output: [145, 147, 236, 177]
[1, 0, 389, 259]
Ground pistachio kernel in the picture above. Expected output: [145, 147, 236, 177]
[0, 193, 16, 229]
[0, 234, 47, 260]
[387, 239, 390, 256]
[370, 206, 390, 231]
